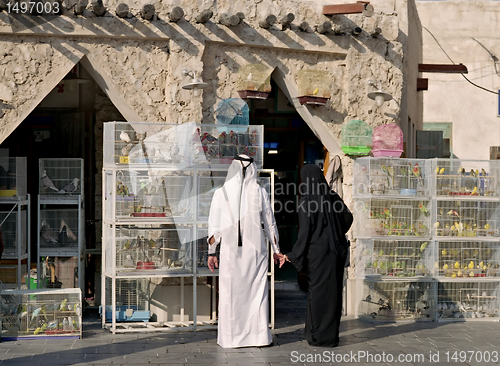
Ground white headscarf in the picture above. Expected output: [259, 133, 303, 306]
[221, 155, 261, 247]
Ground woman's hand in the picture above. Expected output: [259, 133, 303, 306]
[273, 253, 286, 268]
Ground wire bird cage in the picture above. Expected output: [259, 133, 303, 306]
[357, 278, 436, 322]
[356, 239, 434, 278]
[0, 157, 27, 199]
[437, 281, 500, 320]
[297, 69, 331, 105]
[353, 198, 431, 238]
[237, 64, 272, 100]
[215, 98, 249, 125]
[372, 124, 404, 157]
[432, 159, 500, 197]
[433, 200, 500, 238]
[353, 157, 431, 196]
[437, 241, 500, 278]
[341, 120, 372, 156]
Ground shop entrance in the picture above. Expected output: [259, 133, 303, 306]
[248, 80, 325, 282]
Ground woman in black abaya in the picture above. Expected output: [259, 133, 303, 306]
[285, 164, 353, 347]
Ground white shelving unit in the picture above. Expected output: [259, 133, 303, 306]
[101, 122, 274, 333]
[37, 159, 85, 292]
[353, 157, 500, 322]
[0, 157, 30, 289]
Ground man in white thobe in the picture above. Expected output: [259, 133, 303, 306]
[207, 154, 284, 348]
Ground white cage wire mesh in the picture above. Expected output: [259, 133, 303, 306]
[112, 226, 192, 274]
[39, 159, 83, 196]
[437, 241, 500, 278]
[102, 278, 152, 323]
[353, 198, 432, 238]
[357, 279, 436, 322]
[433, 200, 500, 238]
[39, 208, 80, 250]
[353, 157, 431, 197]
[431, 159, 500, 197]
[0, 157, 27, 199]
[356, 240, 434, 278]
[108, 169, 194, 221]
[437, 280, 500, 320]
[0, 288, 82, 339]
[103, 122, 264, 168]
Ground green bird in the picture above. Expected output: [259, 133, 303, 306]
[60, 299, 68, 311]
[420, 242, 428, 252]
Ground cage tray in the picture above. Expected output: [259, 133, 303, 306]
[100, 305, 151, 322]
[132, 213, 166, 217]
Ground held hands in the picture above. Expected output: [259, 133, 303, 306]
[273, 253, 286, 268]
[208, 255, 218, 273]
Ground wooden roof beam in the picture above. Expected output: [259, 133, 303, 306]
[418, 64, 468, 74]
[323, 2, 374, 17]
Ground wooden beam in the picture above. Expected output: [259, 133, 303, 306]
[418, 64, 468, 74]
[323, 2, 369, 15]
[417, 78, 428, 91]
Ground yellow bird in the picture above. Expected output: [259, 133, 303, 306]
[439, 167, 445, 175]
[312, 88, 319, 95]
[435, 166, 440, 175]
[471, 186, 478, 195]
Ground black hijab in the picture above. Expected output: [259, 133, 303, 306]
[299, 164, 351, 255]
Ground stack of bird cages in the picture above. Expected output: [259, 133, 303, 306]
[353, 197, 432, 238]
[353, 157, 431, 197]
[108, 225, 192, 275]
[436, 241, 500, 278]
[39, 256, 83, 289]
[436, 280, 500, 321]
[103, 122, 264, 168]
[39, 159, 83, 196]
[433, 200, 500, 238]
[431, 159, 500, 197]
[356, 278, 436, 322]
[0, 287, 82, 340]
[0, 157, 27, 199]
[356, 239, 435, 278]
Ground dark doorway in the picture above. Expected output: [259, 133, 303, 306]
[249, 80, 324, 282]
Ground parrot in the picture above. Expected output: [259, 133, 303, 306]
[418, 204, 429, 217]
[123, 240, 131, 250]
[249, 130, 258, 145]
[119, 130, 131, 143]
[60, 299, 68, 311]
[413, 163, 423, 185]
[447, 210, 459, 217]
[383, 208, 392, 218]
[30, 305, 47, 325]
[218, 131, 227, 144]
[229, 130, 238, 145]
[420, 242, 428, 252]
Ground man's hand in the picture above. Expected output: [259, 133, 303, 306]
[208, 255, 218, 273]
[273, 253, 286, 268]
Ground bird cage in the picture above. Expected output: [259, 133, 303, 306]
[437, 280, 500, 321]
[215, 98, 249, 125]
[297, 70, 331, 106]
[356, 239, 435, 278]
[357, 278, 436, 322]
[237, 64, 272, 100]
[39, 159, 83, 196]
[341, 120, 372, 156]
[372, 124, 404, 157]
[0, 157, 27, 199]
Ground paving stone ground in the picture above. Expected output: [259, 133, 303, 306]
[1, 289, 499, 366]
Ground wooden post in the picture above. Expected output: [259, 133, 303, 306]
[168, 6, 184, 22]
[259, 14, 277, 29]
[195, 9, 213, 23]
[115, 3, 129, 18]
[219, 13, 240, 27]
[141, 4, 155, 21]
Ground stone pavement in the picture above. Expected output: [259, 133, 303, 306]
[1, 289, 500, 366]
